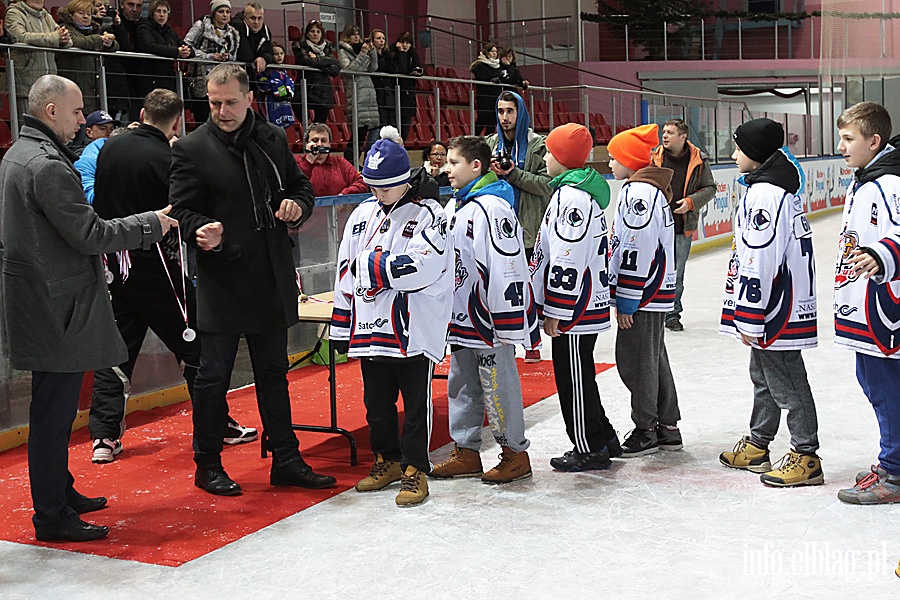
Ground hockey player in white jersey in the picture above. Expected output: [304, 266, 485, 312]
[718, 118, 823, 489]
[831, 103, 900, 505]
[331, 128, 453, 506]
[429, 136, 540, 484]
[606, 124, 681, 459]
[530, 124, 620, 472]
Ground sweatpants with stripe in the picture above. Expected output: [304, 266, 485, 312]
[615, 310, 680, 431]
[552, 333, 616, 453]
[447, 344, 530, 453]
[360, 355, 433, 473]
[856, 352, 900, 475]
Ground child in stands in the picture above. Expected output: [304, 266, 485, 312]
[256, 41, 295, 128]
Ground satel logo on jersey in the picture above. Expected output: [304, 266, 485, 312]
[359, 318, 389, 330]
[835, 228, 861, 289]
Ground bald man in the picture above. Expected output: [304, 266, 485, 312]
[0, 75, 176, 542]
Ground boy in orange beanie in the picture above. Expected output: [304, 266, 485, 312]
[531, 123, 618, 471]
[607, 124, 681, 457]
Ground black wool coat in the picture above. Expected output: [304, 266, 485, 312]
[168, 113, 314, 334]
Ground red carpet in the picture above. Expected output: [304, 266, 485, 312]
[0, 357, 614, 566]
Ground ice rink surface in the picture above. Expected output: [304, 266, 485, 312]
[2, 211, 899, 599]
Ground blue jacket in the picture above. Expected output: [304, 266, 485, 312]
[74, 137, 108, 204]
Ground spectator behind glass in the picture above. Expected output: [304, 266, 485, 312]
[470, 43, 502, 137]
[295, 123, 367, 197]
[5, 0, 74, 117]
[91, 0, 129, 116]
[369, 28, 395, 130]
[116, 0, 149, 119]
[337, 24, 379, 165]
[388, 31, 422, 141]
[184, 0, 240, 124]
[256, 41, 295, 129]
[231, 2, 273, 85]
[291, 19, 339, 124]
[422, 140, 450, 187]
[498, 47, 529, 91]
[135, 0, 193, 97]
[56, 0, 120, 113]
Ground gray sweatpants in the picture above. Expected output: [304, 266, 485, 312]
[615, 310, 680, 430]
[447, 345, 530, 452]
[748, 348, 819, 455]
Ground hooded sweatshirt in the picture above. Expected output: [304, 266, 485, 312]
[531, 167, 613, 334]
[447, 172, 541, 349]
[720, 149, 817, 350]
[834, 142, 900, 357]
[331, 167, 453, 362]
[609, 165, 677, 315]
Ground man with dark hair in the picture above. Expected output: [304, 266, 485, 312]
[88, 88, 257, 465]
[231, 2, 273, 86]
[0, 75, 175, 542]
[169, 64, 336, 496]
[296, 123, 367, 197]
[650, 118, 716, 332]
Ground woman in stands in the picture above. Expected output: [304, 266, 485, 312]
[498, 47, 529, 92]
[56, 0, 120, 112]
[370, 28, 395, 131]
[337, 23, 379, 164]
[184, 0, 239, 124]
[291, 18, 339, 125]
[422, 140, 450, 187]
[388, 31, 421, 141]
[136, 0, 193, 97]
[470, 42, 502, 136]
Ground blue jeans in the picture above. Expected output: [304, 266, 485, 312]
[667, 233, 692, 322]
[856, 353, 900, 475]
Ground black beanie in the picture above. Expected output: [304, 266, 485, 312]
[733, 118, 784, 163]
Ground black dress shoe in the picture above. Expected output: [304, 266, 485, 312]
[271, 456, 337, 489]
[68, 491, 108, 514]
[194, 466, 242, 496]
[35, 517, 109, 542]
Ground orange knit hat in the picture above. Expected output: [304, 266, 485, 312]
[607, 124, 659, 171]
[546, 123, 594, 169]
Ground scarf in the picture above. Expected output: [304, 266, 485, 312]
[350, 42, 363, 55]
[471, 53, 500, 70]
[208, 109, 283, 230]
[306, 38, 327, 57]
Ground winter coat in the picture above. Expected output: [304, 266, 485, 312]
[183, 15, 240, 98]
[291, 37, 338, 111]
[135, 19, 192, 95]
[470, 57, 503, 113]
[231, 10, 273, 80]
[372, 48, 395, 115]
[0, 116, 164, 372]
[295, 153, 367, 197]
[57, 9, 120, 113]
[168, 111, 314, 334]
[651, 141, 716, 234]
[338, 41, 379, 128]
[5, 1, 73, 102]
[499, 60, 527, 91]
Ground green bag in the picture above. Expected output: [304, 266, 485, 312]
[310, 339, 348, 366]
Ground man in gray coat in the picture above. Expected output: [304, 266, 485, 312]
[0, 75, 176, 542]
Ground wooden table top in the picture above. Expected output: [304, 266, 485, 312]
[297, 291, 335, 323]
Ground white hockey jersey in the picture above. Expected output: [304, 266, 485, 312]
[720, 150, 817, 350]
[331, 191, 453, 363]
[531, 170, 612, 334]
[448, 174, 541, 349]
[608, 168, 677, 313]
[834, 145, 900, 358]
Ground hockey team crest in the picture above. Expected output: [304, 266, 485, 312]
[495, 217, 516, 238]
[750, 208, 772, 231]
[629, 198, 648, 216]
[564, 207, 584, 227]
[835, 228, 860, 289]
[454, 248, 468, 290]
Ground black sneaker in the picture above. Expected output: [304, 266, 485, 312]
[665, 318, 684, 332]
[655, 424, 683, 451]
[550, 448, 611, 472]
[605, 434, 623, 458]
[621, 428, 659, 457]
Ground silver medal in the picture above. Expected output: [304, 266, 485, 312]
[105, 270, 114, 284]
[183, 327, 196, 342]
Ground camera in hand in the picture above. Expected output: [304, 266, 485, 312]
[308, 145, 332, 155]
[101, 7, 116, 30]
[495, 149, 513, 171]
[363, 38, 371, 45]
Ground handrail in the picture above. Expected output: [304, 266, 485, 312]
[278, 0, 475, 28]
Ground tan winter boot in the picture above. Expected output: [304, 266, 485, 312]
[429, 444, 483, 479]
[395, 466, 429, 506]
[355, 454, 403, 492]
[481, 447, 532, 484]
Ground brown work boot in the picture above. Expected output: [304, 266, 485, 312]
[395, 466, 429, 506]
[355, 454, 403, 492]
[481, 447, 532, 484]
[429, 444, 483, 479]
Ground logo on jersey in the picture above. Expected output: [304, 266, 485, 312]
[355, 285, 384, 303]
[351, 221, 367, 236]
[494, 217, 516, 239]
[529, 239, 544, 276]
[380, 219, 392, 234]
[610, 234, 620, 257]
[564, 207, 584, 227]
[750, 208, 771, 231]
[402, 220, 418, 238]
[835, 228, 861, 289]
[359, 318, 389, 330]
[725, 251, 740, 295]
[871, 203, 878, 226]
[454, 248, 468, 291]
[836, 304, 858, 317]
[467, 219, 474, 239]
[630, 198, 648, 216]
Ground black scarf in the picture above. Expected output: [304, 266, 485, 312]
[208, 109, 282, 230]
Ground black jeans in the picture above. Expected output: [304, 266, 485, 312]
[192, 329, 299, 467]
[29, 371, 84, 529]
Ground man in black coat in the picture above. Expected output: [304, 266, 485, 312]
[231, 2, 274, 89]
[0, 75, 175, 542]
[169, 64, 336, 496]
[88, 88, 257, 466]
